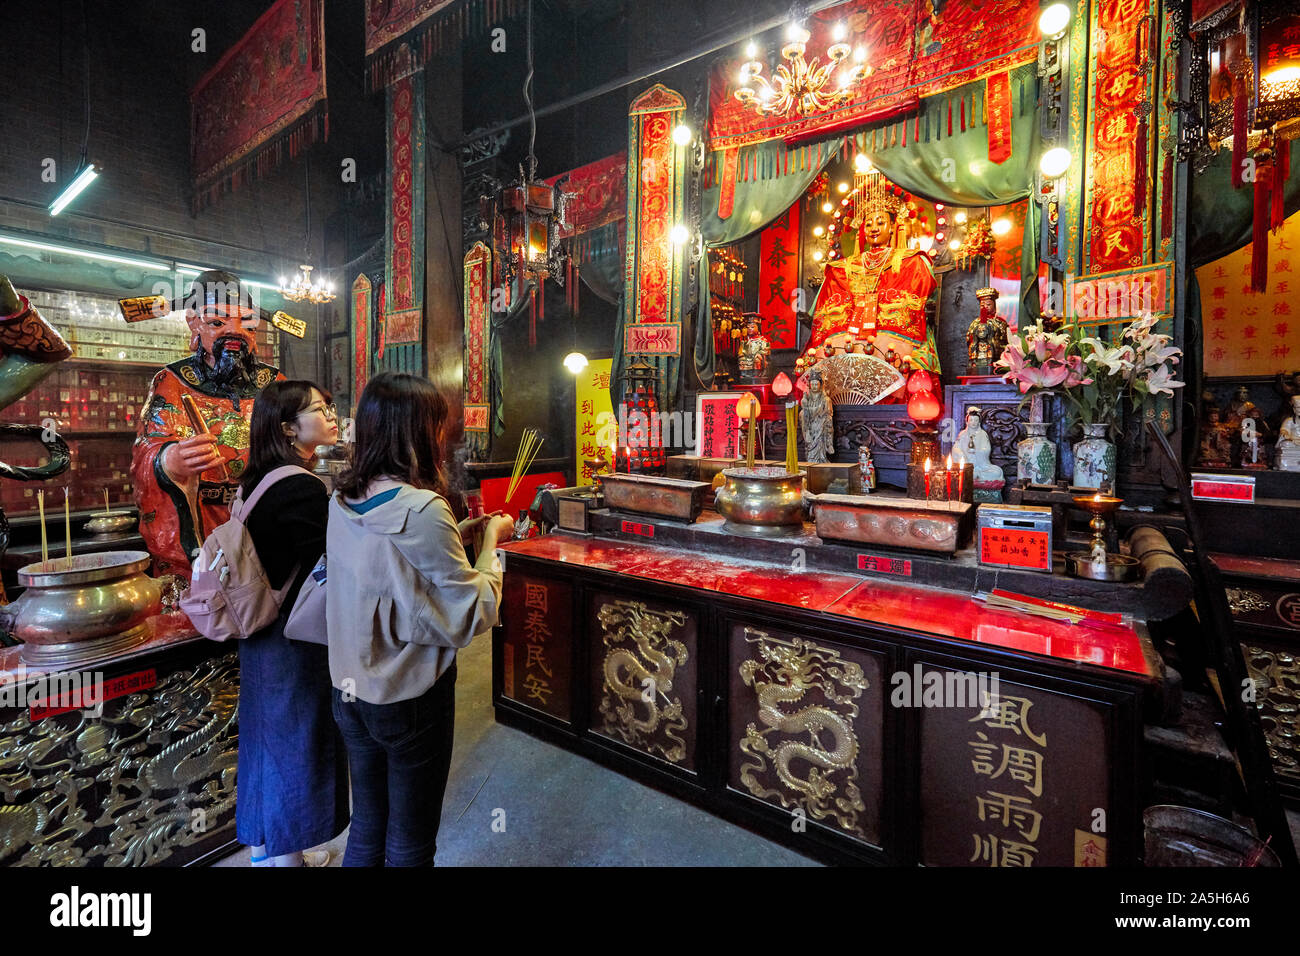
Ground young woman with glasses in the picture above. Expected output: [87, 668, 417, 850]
[327, 372, 512, 866]
[236, 380, 349, 866]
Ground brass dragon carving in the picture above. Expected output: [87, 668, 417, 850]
[596, 600, 690, 764]
[738, 628, 869, 838]
[0, 651, 239, 866]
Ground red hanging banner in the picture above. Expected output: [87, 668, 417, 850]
[757, 205, 802, 349]
[718, 147, 739, 219]
[986, 71, 1014, 165]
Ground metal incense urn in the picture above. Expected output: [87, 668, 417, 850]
[84, 510, 137, 538]
[713, 466, 807, 535]
[2, 551, 161, 667]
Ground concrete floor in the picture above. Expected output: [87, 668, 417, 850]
[214, 633, 819, 867]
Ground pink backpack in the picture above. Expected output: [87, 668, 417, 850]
[179, 465, 317, 642]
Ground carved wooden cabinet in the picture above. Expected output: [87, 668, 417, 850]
[494, 541, 1150, 865]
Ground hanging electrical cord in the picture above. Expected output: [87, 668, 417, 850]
[523, 0, 537, 180]
[78, 0, 91, 172]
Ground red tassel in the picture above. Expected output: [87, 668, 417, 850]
[1134, 121, 1148, 217]
[1252, 158, 1271, 293]
[903, 117, 909, 147]
[947, 99, 953, 136]
[914, 112, 920, 142]
[1232, 92, 1248, 188]
[573, 264, 580, 320]
[960, 98, 966, 132]
[1273, 142, 1289, 233]
[529, 285, 537, 347]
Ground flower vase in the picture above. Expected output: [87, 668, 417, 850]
[1072, 423, 1117, 490]
[1017, 393, 1057, 486]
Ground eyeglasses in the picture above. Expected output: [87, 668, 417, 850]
[296, 402, 337, 421]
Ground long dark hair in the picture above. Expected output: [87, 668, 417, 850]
[239, 380, 327, 496]
[334, 372, 449, 498]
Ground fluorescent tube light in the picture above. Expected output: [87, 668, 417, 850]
[0, 232, 170, 271]
[48, 164, 101, 217]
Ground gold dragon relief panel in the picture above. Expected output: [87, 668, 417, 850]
[588, 594, 698, 771]
[727, 624, 884, 846]
[0, 649, 239, 867]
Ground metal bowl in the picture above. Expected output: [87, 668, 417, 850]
[84, 511, 136, 536]
[713, 467, 806, 535]
[7, 551, 160, 667]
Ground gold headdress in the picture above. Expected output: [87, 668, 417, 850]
[857, 171, 903, 220]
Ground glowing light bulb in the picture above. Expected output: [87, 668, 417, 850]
[954, 211, 968, 224]
[672, 124, 692, 145]
[833, 22, 847, 41]
[822, 202, 833, 213]
[992, 218, 1012, 236]
[563, 351, 589, 374]
[1038, 3, 1071, 38]
[813, 250, 824, 261]
[837, 182, 849, 193]
[1040, 147, 1072, 178]
[745, 41, 757, 58]
[813, 226, 824, 236]
[670, 224, 690, 245]
[949, 239, 962, 251]
[854, 153, 872, 173]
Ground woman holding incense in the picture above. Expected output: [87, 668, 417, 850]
[237, 380, 349, 867]
[327, 372, 513, 867]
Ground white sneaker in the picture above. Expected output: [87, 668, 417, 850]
[302, 849, 333, 867]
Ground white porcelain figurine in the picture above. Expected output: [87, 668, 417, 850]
[953, 406, 1005, 503]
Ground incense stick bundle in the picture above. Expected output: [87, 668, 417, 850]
[506, 428, 543, 504]
[180, 394, 230, 480]
[37, 490, 48, 565]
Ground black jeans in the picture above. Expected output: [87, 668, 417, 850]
[331, 662, 457, 867]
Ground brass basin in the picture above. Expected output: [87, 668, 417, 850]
[5, 551, 161, 668]
[713, 467, 806, 535]
[84, 510, 136, 536]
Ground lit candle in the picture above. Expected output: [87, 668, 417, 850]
[64, 487, 71, 560]
[957, 463, 964, 502]
[625, 447, 630, 474]
[923, 457, 932, 500]
[945, 455, 953, 501]
[746, 396, 758, 470]
[785, 402, 798, 476]
[37, 490, 48, 565]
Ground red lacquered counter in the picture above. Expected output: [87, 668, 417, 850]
[500, 534, 1157, 679]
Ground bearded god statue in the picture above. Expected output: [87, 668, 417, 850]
[127, 270, 283, 579]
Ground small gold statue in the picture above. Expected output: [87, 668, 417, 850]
[737, 313, 771, 382]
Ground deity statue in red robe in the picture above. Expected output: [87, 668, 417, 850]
[128, 271, 282, 579]
[806, 199, 939, 374]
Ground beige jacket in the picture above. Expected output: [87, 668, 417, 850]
[325, 483, 502, 704]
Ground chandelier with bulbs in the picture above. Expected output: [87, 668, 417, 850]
[735, 20, 871, 118]
[278, 264, 336, 304]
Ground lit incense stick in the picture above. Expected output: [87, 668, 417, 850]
[104, 488, 111, 515]
[64, 487, 71, 559]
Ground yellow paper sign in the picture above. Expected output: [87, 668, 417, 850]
[575, 358, 613, 486]
[269, 310, 306, 339]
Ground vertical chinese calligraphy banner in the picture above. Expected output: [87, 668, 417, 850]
[1198, 211, 1300, 376]
[351, 273, 372, 405]
[501, 574, 572, 723]
[916, 667, 1115, 867]
[383, 73, 426, 346]
[463, 242, 492, 450]
[758, 205, 801, 349]
[575, 359, 614, 486]
[1084, 0, 1158, 272]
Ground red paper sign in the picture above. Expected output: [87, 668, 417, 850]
[986, 71, 1014, 165]
[1191, 477, 1256, 502]
[979, 528, 1052, 571]
[30, 669, 157, 720]
[858, 554, 912, 576]
[624, 323, 681, 355]
[758, 205, 801, 349]
[697, 393, 743, 458]
[621, 520, 656, 538]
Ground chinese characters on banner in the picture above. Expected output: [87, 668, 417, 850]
[1197, 211, 1300, 376]
[918, 670, 1112, 866]
[1084, 0, 1158, 272]
[575, 358, 614, 486]
[696, 392, 744, 458]
[967, 694, 1049, 866]
[501, 575, 572, 722]
[758, 205, 801, 349]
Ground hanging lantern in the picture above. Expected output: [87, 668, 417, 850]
[906, 368, 942, 465]
[480, 173, 571, 347]
[1257, 4, 1300, 137]
[620, 359, 666, 473]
